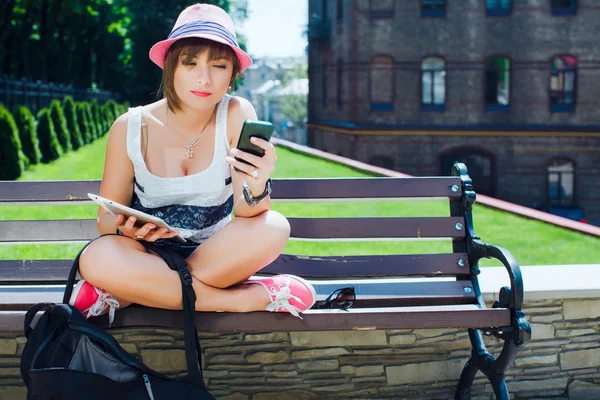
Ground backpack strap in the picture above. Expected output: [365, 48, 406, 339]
[141, 242, 205, 386]
[23, 303, 53, 339]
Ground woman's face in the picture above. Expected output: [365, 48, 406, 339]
[172, 49, 234, 112]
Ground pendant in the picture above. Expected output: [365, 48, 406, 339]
[185, 146, 194, 159]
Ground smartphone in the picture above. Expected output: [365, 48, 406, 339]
[234, 120, 274, 173]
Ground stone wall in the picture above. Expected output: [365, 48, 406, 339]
[1, 296, 599, 399]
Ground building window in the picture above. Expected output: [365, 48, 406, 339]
[422, 0, 446, 17]
[337, 0, 344, 21]
[421, 57, 446, 110]
[440, 148, 495, 196]
[485, 57, 510, 110]
[337, 58, 343, 110]
[547, 159, 574, 204]
[370, 0, 395, 19]
[551, 0, 577, 15]
[486, 0, 512, 16]
[370, 56, 394, 111]
[550, 55, 577, 111]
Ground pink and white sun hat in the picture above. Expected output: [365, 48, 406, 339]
[149, 3, 253, 72]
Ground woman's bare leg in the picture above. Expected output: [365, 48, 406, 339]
[79, 235, 270, 312]
[184, 210, 291, 288]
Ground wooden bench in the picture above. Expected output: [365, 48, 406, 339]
[0, 163, 531, 399]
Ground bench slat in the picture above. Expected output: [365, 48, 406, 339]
[0, 305, 509, 333]
[0, 217, 465, 242]
[289, 217, 465, 239]
[0, 253, 470, 283]
[0, 280, 476, 311]
[0, 177, 462, 203]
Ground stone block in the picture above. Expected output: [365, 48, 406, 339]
[514, 354, 557, 367]
[569, 380, 600, 400]
[0, 340, 17, 356]
[253, 390, 324, 400]
[291, 348, 349, 360]
[290, 331, 386, 347]
[560, 348, 600, 370]
[555, 329, 597, 338]
[386, 359, 466, 385]
[563, 299, 600, 320]
[413, 329, 457, 338]
[339, 365, 384, 376]
[0, 386, 26, 400]
[208, 354, 244, 364]
[505, 378, 568, 393]
[246, 351, 288, 364]
[388, 334, 417, 345]
[297, 359, 339, 371]
[530, 323, 555, 340]
[218, 393, 248, 400]
[244, 333, 289, 343]
[311, 383, 355, 392]
[140, 349, 187, 372]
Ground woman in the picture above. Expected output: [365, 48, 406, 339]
[69, 3, 316, 325]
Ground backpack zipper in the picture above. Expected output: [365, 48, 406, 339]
[143, 374, 155, 400]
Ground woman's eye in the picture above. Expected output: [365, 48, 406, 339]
[184, 62, 196, 66]
[214, 65, 227, 69]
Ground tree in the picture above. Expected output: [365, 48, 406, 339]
[0, 105, 26, 180]
[63, 96, 84, 150]
[13, 105, 41, 166]
[36, 108, 63, 163]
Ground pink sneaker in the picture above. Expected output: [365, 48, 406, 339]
[244, 274, 317, 319]
[69, 280, 120, 326]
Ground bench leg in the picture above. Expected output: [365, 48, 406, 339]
[455, 328, 517, 400]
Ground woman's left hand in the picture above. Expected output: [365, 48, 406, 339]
[226, 137, 276, 194]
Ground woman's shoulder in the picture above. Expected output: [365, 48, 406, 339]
[226, 95, 258, 144]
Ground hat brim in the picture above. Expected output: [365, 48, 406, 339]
[149, 33, 253, 73]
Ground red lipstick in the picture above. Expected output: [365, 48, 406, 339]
[191, 91, 211, 97]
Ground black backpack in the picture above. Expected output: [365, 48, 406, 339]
[20, 237, 215, 399]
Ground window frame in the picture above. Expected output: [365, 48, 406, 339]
[484, 55, 511, 111]
[421, 0, 447, 18]
[546, 157, 576, 205]
[486, 0, 512, 17]
[550, 0, 578, 16]
[369, 55, 395, 111]
[549, 54, 577, 112]
[369, 0, 395, 19]
[420, 56, 447, 111]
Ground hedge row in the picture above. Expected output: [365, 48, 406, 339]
[0, 98, 129, 180]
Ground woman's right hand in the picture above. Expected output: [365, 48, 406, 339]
[115, 214, 181, 242]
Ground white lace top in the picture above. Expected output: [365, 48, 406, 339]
[125, 95, 233, 244]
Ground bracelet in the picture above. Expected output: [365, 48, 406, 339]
[242, 179, 272, 207]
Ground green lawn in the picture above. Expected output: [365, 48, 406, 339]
[1, 135, 599, 266]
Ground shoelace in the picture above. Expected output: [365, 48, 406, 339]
[85, 287, 120, 327]
[265, 284, 306, 319]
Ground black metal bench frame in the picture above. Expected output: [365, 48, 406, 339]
[0, 163, 531, 399]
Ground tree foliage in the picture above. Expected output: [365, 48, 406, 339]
[1, 0, 247, 105]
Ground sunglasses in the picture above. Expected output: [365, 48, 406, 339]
[312, 286, 355, 311]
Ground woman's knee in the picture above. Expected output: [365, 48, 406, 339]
[79, 235, 144, 283]
[259, 210, 291, 249]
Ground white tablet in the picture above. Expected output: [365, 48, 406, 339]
[87, 193, 187, 244]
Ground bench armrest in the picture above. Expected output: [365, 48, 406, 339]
[472, 238, 531, 346]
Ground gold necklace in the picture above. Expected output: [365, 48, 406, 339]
[165, 106, 215, 159]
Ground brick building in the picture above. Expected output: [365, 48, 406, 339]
[307, 0, 600, 224]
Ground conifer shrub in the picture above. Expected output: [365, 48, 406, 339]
[37, 108, 63, 163]
[0, 105, 26, 180]
[13, 105, 42, 166]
